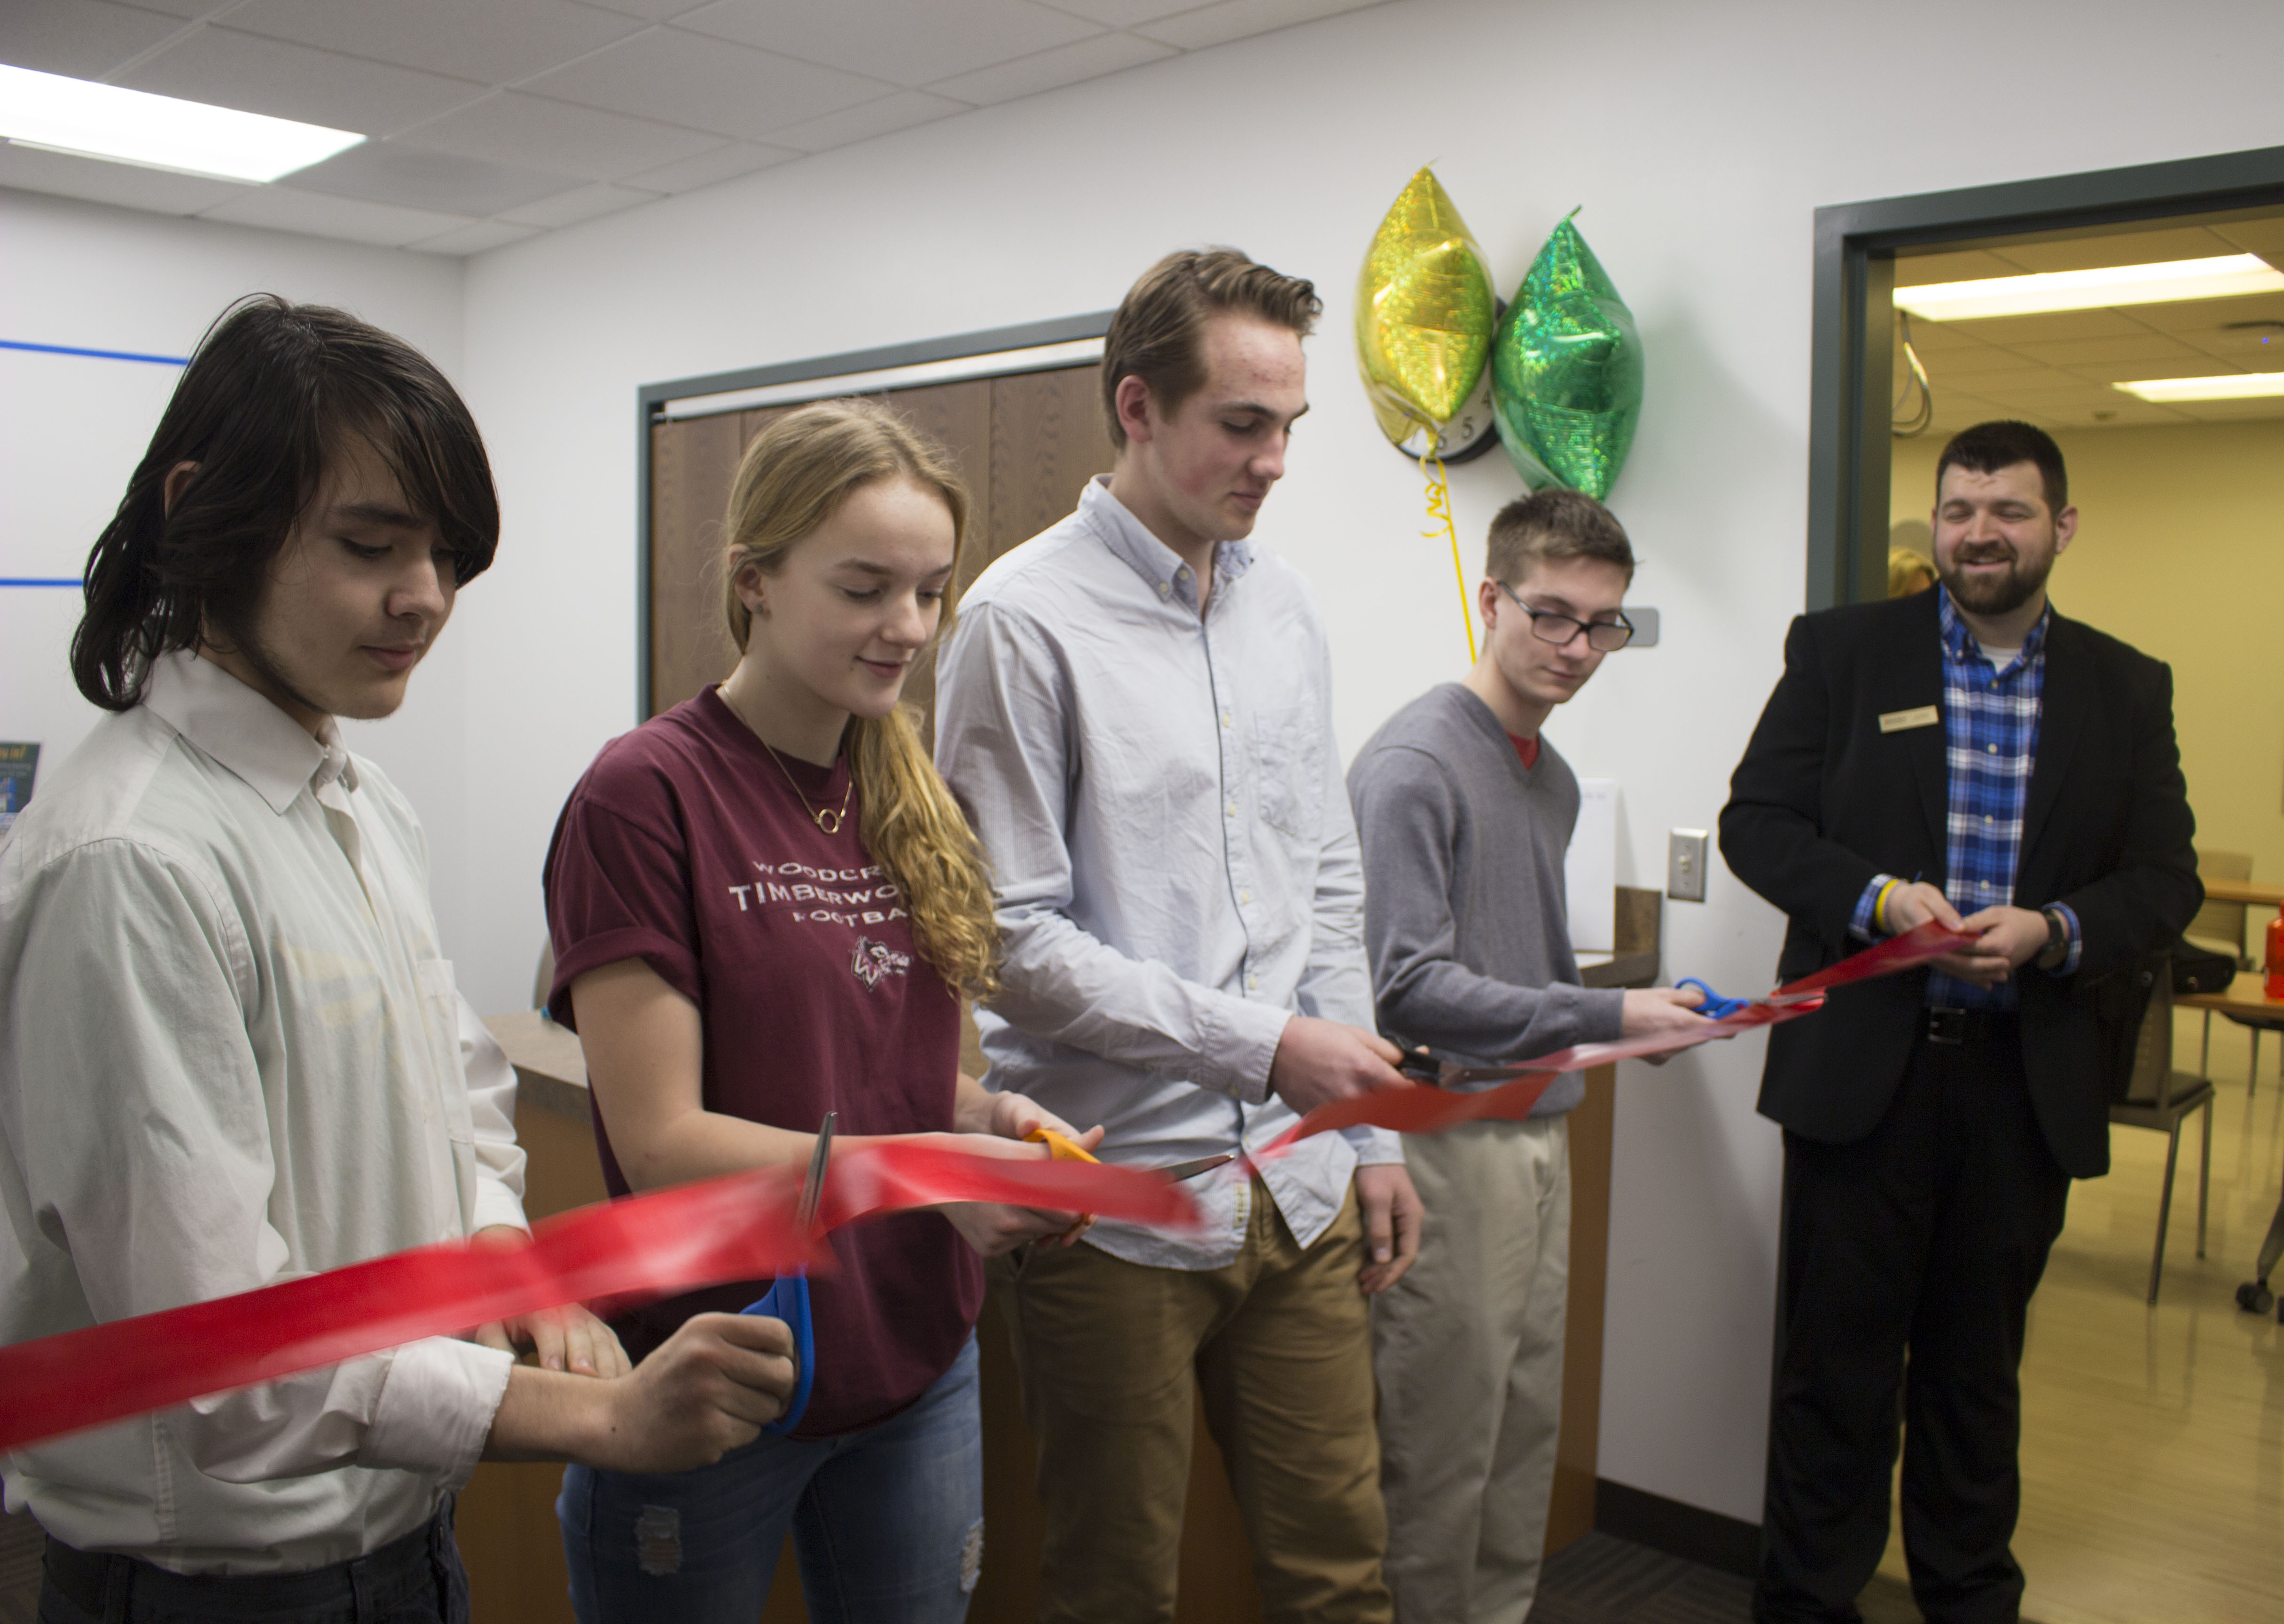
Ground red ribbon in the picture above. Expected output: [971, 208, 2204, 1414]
[0, 1142, 1195, 1456]
[1261, 918, 1979, 1153]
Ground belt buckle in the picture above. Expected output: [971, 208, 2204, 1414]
[1926, 1008, 1968, 1046]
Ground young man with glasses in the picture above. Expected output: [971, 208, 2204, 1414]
[1347, 487, 1708, 1623]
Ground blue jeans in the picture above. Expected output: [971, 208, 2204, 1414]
[559, 1335, 982, 1624]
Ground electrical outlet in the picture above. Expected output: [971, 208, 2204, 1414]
[1668, 829, 1709, 902]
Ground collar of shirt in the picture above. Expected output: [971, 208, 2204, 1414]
[1937, 587, 2050, 678]
[1080, 476, 1254, 614]
[141, 650, 357, 812]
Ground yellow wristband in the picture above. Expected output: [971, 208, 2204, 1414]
[1873, 879, 1901, 935]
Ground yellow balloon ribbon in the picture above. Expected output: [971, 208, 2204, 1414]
[1421, 449, 1476, 664]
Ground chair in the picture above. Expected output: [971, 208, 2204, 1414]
[2187, 849, 2284, 1095]
[2109, 955, 2213, 1304]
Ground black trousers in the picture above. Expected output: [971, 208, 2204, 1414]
[1754, 1020, 2071, 1624]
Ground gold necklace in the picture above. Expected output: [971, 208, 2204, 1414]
[720, 683, 853, 835]
[759, 738, 852, 835]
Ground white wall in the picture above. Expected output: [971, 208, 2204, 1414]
[464, 0, 2277, 1521]
[0, 191, 476, 956]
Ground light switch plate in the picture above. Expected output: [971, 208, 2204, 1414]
[1668, 828, 1709, 902]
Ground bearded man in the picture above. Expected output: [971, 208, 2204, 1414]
[1720, 420, 2199, 1623]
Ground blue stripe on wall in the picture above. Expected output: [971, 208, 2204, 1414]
[1, 338, 189, 367]
[1, 578, 82, 588]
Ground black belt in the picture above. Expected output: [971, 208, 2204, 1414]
[1924, 1006, 2018, 1047]
[44, 1495, 456, 1622]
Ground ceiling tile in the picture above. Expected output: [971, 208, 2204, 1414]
[0, 139, 251, 213]
[767, 90, 967, 153]
[1922, 363, 2073, 393]
[2211, 217, 2284, 261]
[2167, 395, 2284, 423]
[2175, 322, 2284, 365]
[2121, 290, 2284, 334]
[199, 186, 475, 248]
[1135, 0, 1385, 51]
[119, 27, 488, 138]
[1892, 249, 2022, 288]
[394, 91, 724, 181]
[618, 138, 795, 193]
[1938, 309, 2151, 344]
[2000, 381, 2176, 413]
[1895, 318, 2003, 355]
[223, 0, 642, 83]
[1985, 225, 2248, 274]
[1039, 0, 1217, 21]
[523, 27, 890, 141]
[572, 0, 714, 18]
[2003, 333, 2202, 368]
[103, 0, 224, 16]
[676, 0, 1100, 86]
[407, 218, 544, 255]
[282, 142, 585, 215]
[927, 30, 1174, 105]
[497, 179, 659, 227]
[0, 0, 187, 79]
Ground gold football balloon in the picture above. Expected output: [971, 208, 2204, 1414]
[1355, 168, 1497, 446]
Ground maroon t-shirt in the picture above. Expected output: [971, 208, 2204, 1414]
[542, 687, 982, 1437]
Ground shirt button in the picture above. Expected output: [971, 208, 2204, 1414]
[1987, 743, 1997, 754]
[1239, 889, 1252, 904]
[1158, 582, 1171, 598]
[1221, 710, 1233, 729]
[1247, 975, 1259, 991]
[1984, 814, 1994, 824]
[1227, 801, 1237, 818]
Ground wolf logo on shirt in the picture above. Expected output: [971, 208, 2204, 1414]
[852, 937, 911, 989]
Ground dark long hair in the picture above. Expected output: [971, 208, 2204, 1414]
[71, 295, 500, 710]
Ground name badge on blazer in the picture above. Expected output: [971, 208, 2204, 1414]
[1878, 705, 1940, 733]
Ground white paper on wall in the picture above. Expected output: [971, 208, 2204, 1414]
[1566, 778, 1617, 955]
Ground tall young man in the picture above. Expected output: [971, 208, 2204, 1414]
[934, 250, 1421, 1624]
[1, 298, 793, 1622]
[1722, 421, 2199, 1622]
[1348, 490, 1708, 1623]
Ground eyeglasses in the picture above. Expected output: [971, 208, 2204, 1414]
[1497, 580, 1634, 652]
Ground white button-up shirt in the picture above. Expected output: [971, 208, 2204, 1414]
[936, 478, 1399, 1271]
[0, 653, 520, 1573]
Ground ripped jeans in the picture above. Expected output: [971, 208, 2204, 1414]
[558, 1336, 982, 1624]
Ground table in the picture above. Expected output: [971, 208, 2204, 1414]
[2200, 876, 2284, 908]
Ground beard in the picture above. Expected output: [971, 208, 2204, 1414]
[1937, 539, 2055, 617]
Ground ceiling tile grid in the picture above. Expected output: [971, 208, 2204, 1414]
[1895, 217, 2284, 432]
[1, 0, 1392, 254]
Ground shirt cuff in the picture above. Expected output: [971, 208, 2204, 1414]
[2045, 902, 2084, 976]
[471, 1179, 531, 1237]
[361, 1337, 515, 1487]
[1852, 874, 1899, 943]
[1347, 1125, 1406, 1166]
[1207, 1000, 1295, 1106]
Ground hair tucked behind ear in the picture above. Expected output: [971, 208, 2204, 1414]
[721, 400, 1000, 999]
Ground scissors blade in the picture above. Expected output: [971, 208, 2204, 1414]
[1152, 1152, 1235, 1182]
[795, 1111, 835, 1236]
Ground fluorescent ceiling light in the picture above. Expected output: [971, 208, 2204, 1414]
[1894, 254, 2284, 320]
[0, 63, 361, 183]
[2113, 372, 2284, 403]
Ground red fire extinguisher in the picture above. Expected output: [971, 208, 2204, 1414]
[2268, 903, 2284, 1002]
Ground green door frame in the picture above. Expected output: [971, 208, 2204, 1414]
[1806, 143, 2284, 609]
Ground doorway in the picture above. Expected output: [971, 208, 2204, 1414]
[1813, 147, 2284, 1624]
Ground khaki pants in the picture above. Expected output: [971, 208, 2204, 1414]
[1373, 1117, 1570, 1624]
[992, 1179, 1392, 1624]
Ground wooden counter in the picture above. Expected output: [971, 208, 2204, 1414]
[2202, 876, 2284, 909]
[461, 887, 1662, 1621]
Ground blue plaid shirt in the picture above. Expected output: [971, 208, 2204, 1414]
[1850, 590, 2081, 1008]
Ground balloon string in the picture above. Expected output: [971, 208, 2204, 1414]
[1421, 447, 1475, 663]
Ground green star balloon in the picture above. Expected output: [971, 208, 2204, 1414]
[1355, 167, 1496, 448]
[1491, 212, 1643, 498]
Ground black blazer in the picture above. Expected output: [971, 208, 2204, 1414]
[1719, 590, 2200, 1178]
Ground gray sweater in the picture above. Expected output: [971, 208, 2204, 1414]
[1346, 683, 1626, 1116]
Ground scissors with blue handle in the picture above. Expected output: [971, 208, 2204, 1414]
[1674, 978, 1749, 1019]
[744, 1109, 833, 1435]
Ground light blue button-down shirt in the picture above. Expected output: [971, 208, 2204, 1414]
[935, 477, 1400, 1270]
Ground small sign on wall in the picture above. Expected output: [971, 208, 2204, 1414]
[0, 741, 40, 835]
[1567, 778, 1617, 954]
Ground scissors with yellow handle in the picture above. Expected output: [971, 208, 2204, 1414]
[1025, 1127, 1235, 1241]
